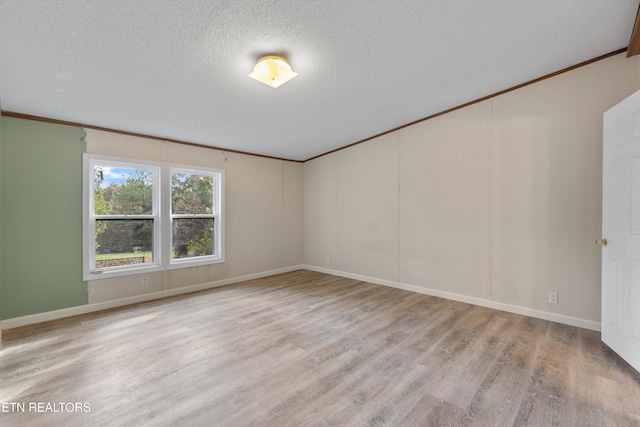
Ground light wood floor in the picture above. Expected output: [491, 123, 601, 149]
[1, 270, 639, 426]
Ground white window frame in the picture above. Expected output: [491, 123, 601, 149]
[83, 154, 225, 280]
[165, 165, 224, 269]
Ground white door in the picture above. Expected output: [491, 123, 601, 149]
[602, 89, 640, 372]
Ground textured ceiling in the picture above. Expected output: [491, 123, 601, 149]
[0, 1, 637, 161]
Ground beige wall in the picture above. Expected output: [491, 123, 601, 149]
[86, 130, 303, 303]
[303, 52, 640, 324]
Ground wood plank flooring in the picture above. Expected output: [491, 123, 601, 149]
[1, 270, 639, 426]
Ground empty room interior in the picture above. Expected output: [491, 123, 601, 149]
[1, 1, 640, 426]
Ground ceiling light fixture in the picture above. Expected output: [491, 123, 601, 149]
[249, 55, 297, 88]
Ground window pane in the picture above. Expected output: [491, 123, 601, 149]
[172, 218, 214, 258]
[95, 219, 153, 268]
[171, 173, 214, 215]
[94, 166, 153, 215]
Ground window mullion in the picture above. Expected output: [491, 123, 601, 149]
[161, 163, 171, 270]
[93, 214, 156, 220]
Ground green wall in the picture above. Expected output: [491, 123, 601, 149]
[0, 117, 87, 320]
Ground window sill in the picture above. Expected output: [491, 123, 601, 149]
[167, 256, 225, 270]
[84, 258, 225, 281]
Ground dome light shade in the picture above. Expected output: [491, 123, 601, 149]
[249, 56, 297, 88]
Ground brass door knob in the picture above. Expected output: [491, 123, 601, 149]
[595, 238, 608, 246]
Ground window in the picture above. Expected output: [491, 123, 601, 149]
[84, 154, 224, 280]
[88, 160, 160, 274]
[170, 168, 220, 262]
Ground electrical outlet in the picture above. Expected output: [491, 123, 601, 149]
[325, 256, 330, 263]
[548, 292, 558, 304]
[142, 276, 149, 286]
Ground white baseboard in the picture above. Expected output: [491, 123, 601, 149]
[302, 265, 601, 331]
[0, 265, 304, 330]
[1, 264, 601, 332]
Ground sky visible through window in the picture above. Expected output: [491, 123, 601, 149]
[96, 167, 140, 188]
